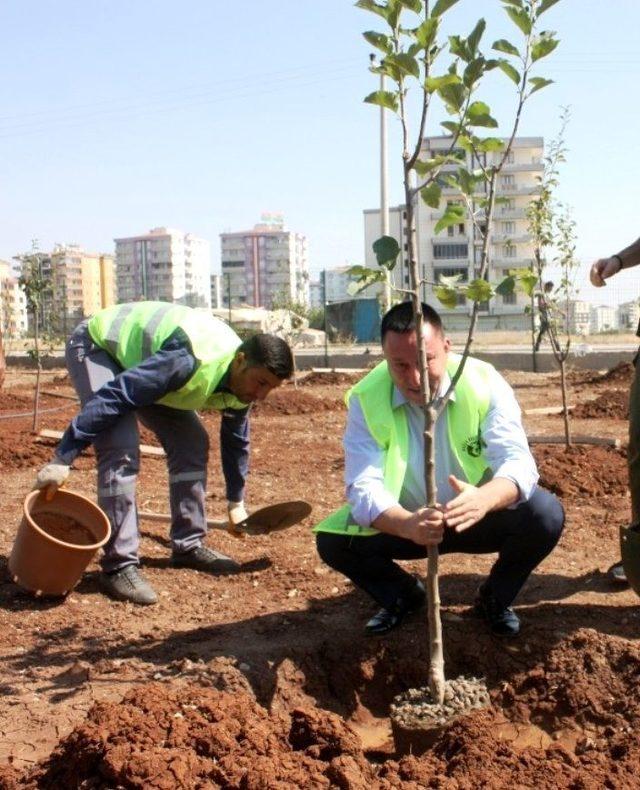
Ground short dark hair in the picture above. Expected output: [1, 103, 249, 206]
[380, 300, 444, 343]
[237, 334, 294, 380]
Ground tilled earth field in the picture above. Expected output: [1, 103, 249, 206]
[1, 362, 640, 788]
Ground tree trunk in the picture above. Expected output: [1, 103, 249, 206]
[32, 315, 41, 433]
[0, 327, 5, 389]
[559, 357, 571, 448]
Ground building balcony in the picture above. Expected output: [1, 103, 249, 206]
[501, 161, 544, 173]
[496, 184, 541, 196]
[489, 233, 532, 244]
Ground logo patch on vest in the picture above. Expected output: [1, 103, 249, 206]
[463, 429, 486, 458]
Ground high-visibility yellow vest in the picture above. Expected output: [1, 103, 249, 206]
[88, 301, 246, 411]
[314, 353, 493, 536]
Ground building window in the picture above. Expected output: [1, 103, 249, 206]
[503, 244, 517, 258]
[501, 174, 515, 186]
[433, 243, 468, 259]
[502, 221, 515, 234]
[506, 151, 515, 164]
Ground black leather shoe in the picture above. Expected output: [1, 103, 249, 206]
[474, 584, 520, 637]
[365, 579, 426, 636]
[171, 545, 240, 574]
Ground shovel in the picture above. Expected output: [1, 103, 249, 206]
[139, 500, 312, 538]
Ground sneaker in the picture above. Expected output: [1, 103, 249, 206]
[99, 566, 158, 606]
[170, 545, 240, 574]
[365, 578, 426, 636]
[607, 561, 629, 585]
[474, 584, 520, 637]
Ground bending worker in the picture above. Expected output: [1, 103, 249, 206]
[315, 301, 564, 637]
[590, 236, 640, 584]
[34, 301, 293, 605]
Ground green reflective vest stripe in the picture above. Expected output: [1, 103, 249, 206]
[88, 301, 246, 411]
[314, 353, 494, 536]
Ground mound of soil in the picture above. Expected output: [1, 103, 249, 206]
[252, 389, 344, 415]
[6, 630, 640, 788]
[5, 683, 371, 789]
[533, 444, 628, 498]
[572, 389, 629, 420]
[596, 361, 635, 384]
[299, 371, 362, 387]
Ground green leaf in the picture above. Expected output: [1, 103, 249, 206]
[372, 235, 401, 269]
[431, 0, 460, 17]
[415, 18, 439, 49]
[498, 59, 520, 84]
[457, 168, 477, 196]
[464, 278, 494, 302]
[399, 0, 422, 12]
[425, 73, 460, 92]
[440, 120, 460, 135]
[434, 285, 459, 309]
[364, 90, 399, 112]
[420, 182, 442, 208]
[467, 19, 486, 55]
[385, 52, 420, 78]
[516, 270, 538, 297]
[463, 56, 486, 88]
[495, 275, 516, 296]
[538, 0, 560, 14]
[448, 34, 470, 62]
[438, 272, 464, 287]
[414, 153, 462, 176]
[363, 30, 392, 54]
[354, 0, 389, 21]
[504, 6, 533, 35]
[492, 38, 520, 56]
[528, 76, 553, 95]
[438, 81, 466, 111]
[476, 137, 505, 153]
[502, 0, 524, 7]
[467, 100, 498, 128]
[434, 204, 466, 234]
[531, 33, 559, 62]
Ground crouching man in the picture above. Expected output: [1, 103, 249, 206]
[314, 301, 564, 637]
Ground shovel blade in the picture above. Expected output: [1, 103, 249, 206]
[240, 500, 312, 536]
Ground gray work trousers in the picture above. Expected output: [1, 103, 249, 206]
[66, 321, 209, 572]
[629, 350, 640, 524]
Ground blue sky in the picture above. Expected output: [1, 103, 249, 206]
[2, 0, 639, 306]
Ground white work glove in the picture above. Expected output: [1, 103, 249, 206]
[34, 460, 71, 501]
[227, 500, 248, 540]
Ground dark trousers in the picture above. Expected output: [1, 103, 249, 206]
[316, 487, 564, 610]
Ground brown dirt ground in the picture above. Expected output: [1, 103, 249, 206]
[1, 364, 640, 789]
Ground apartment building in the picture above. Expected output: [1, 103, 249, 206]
[590, 304, 618, 333]
[567, 300, 591, 335]
[618, 300, 640, 332]
[14, 245, 117, 335]
[115, 227, 211, 308]
[0, 259, 28, 338]
[220, 218, 309, 309]
[48, 244, 116, 334]
[364, 135, 543, 328]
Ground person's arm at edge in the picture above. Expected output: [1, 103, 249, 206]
[590, 237, 640, 286]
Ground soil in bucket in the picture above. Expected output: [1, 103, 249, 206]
[9, 489, 111, 597]
[31, 512, 96, 546]
[390, 676, 490, 755]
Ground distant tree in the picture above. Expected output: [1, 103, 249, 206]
[527, 109, 578, 448]
[16, 241, 51, 431]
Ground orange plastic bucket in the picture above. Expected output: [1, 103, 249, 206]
[9, 489, 111, 597]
